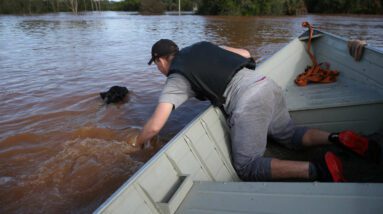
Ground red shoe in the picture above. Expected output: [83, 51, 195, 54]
[335, 131, 381, 163]
[324, 152, 346, 182]
[339, 131, 368, 155]
[312, 151, 346, 182]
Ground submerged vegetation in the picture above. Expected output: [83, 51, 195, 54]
[0, 0, 382, 15]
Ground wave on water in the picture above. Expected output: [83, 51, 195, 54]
[0, 127, 162, 213]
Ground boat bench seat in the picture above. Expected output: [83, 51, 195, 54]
[285, 76, 383, 111]
[176, 181, 383, 214]
[284, 77, 383, 134]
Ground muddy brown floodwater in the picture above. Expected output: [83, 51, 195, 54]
[0, 12, 382, 213]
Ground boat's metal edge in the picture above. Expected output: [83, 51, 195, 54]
[93, 106, 215, 213]
[313, 29, 383, 55]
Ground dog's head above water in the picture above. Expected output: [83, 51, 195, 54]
[100, 86, 129, 104]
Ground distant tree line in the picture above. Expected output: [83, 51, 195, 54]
[110, 0, 199, 13]
[0, 0, 382, 15]
[198, 0, 383, 15]
[198, 0, 306, 15]
[0, 0, 109, 14]
[109, 0, 140, 11]
[305, 0, 383, 14]
[0, 0, 199, 15]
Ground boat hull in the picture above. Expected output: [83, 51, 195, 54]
[95, 30, 383, 213]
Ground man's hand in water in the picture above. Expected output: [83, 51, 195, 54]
[127, 132, 161, 150]
[128, 134, 144, 149]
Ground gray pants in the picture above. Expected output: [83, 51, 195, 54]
[226, 78, 307, 181]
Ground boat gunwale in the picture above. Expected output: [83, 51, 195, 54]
[288, 99, 383, 112]
[94, 106, 216, 213]
[312, 29, 383, 55]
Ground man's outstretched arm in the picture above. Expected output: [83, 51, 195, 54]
[132, 102, 173, 147]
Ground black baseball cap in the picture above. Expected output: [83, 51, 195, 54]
[148, 39, 179, 65]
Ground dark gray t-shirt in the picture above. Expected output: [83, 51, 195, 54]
[159, 68, 265, 112]
[158, 73, 195, 109]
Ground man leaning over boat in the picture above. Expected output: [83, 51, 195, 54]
[128, 39, 382, 182]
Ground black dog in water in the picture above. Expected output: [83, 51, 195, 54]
[100, 86, 129, 104]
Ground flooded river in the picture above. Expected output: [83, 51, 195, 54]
[0, 12, 382, 213]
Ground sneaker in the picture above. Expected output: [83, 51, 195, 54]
[331, 131, 381, 163]
[312, 151, 346, 182]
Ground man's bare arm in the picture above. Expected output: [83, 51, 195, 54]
[221, 46, 251, 58]
[132, 102, 173, 147]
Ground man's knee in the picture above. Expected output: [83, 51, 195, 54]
[271, 125, 308, 150]
[234, 157, 272, 181]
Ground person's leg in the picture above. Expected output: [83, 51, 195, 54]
[267, 80, 332, 148]
[270, 159, 309, 179]
[265, 80, 345, 181]
[228, 81, 274, 181]
[229, 100, 273, 181]
[229, 79, 345, 182]
[302, 129, 381, 163]
[270, 154, 346, 182]
[266, 81, 310, 149]
[301, 128, 332, 146]
[229, 80, 313, 181]
[232, 116, 342, 181]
